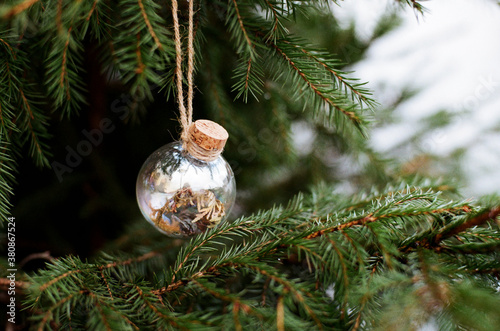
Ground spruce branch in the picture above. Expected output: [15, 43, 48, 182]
[268, 38, 367, 131]
[18, 183, 500, 329]
[435, 206, 500, 244]
[0, 143, 16, 222]
[292, 42, 377, 109]
[190, 278, 258, 317]
[137, 0, 164, 51]
[351, 265, 378, 331]
[222, 0, 373, 134]
[29, 251, 161, 305]
[36, 290, 87, 330]
[260, 0, 289, 43]
[0, 36, 51, 220]
[235, 261, 323, 329]
[226, 0, 258, 59]
[59, 27, 72, 89]
[17, 86, 51, 167]
[56, 0, 64, 32]
[112, 0, 175, 115]
[133, 285, 181, 329]
[44, 23, 87, 116]
[231, 56, 264, 101]
[305, 204, 471, 240]
[86, 0, 99, 21]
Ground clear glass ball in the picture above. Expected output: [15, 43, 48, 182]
[136, 141, 236, 237]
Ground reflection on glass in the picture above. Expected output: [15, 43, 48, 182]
[136, 142, 236, 237]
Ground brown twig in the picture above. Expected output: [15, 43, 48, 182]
[231, 0, 253, 52]
[99, 267, 114, 300]
[2, 0, 39, 19]
[264, 0, 281, 41]
[243, 58, 252, 91]
[305, 205, 470, 240]
[0, 38, 15, 56]
[86, 0, 99, 21]
[19, 88, 45, 156]
[135, 33, 145, 74]
[60, 26, 73, 101]
[137, 0, 163, 51]
[435, 206, 500, 244]
[19, 251, 54, 267]
[0, 278, 29, 291]
[56, 0, 63, 32]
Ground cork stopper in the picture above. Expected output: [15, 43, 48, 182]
[185, 120, 228, 161]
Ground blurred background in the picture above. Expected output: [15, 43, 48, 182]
[337, 0, 500, 197]
[8, 0, 500, 266]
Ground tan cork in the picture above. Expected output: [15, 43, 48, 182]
[188, 120, 228, 152]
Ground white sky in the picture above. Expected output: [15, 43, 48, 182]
[333, 0, 500, 196]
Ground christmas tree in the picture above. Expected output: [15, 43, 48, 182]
[1, 0, 500, 330]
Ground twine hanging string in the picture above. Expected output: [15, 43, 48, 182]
[186, 0, 195, 131]
[172, 0, 227, 162]
[172, 0, 194, 143]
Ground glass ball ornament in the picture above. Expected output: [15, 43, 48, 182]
[136, 120, 236, 238]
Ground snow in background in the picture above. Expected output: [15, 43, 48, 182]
[333, 0, 500, 197]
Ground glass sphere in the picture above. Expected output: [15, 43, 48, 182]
[136, 141, 236, 237]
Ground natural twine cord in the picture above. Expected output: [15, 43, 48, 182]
[186, 0, 194, 130]
[185, 138, 222, 162]
[172, 0, 193, 143]
[172, 0, 226, 162]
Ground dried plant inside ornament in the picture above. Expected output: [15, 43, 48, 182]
[149, 187, 225, 236]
